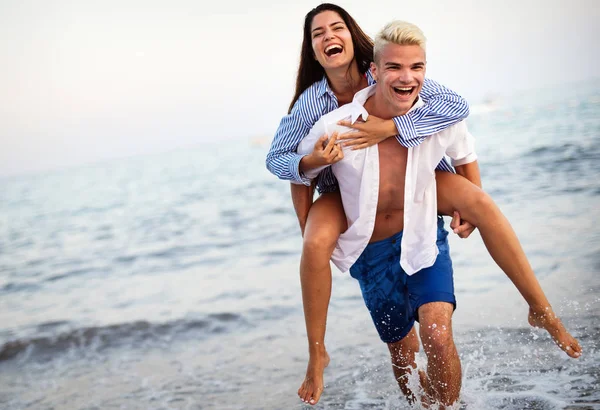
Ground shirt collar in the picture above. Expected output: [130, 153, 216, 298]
[407, 95, 424, 113]
[316, 76, 334, 99]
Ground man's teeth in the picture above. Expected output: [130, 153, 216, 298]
[394, 87, 413, 91]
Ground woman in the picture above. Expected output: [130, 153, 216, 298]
[266, 3, 581, 406]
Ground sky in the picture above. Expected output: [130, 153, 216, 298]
[0, 0, 598, 176]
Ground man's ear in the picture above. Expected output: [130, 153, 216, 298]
[370, 61, 378, 81]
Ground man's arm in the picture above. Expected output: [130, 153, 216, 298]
[455, 161, 481, 189]
[291, 183, 315, 236]
[446, 120, 480, 237]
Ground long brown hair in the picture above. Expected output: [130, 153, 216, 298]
[288, 3, 374, 113]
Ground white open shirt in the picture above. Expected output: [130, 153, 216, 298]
[296, 85, 478, 275]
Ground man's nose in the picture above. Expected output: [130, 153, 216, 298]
[398, 69, 412, 84]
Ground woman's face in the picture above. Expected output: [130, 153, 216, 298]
[310, 11, 355, 72]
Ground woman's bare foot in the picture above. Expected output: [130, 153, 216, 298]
[528, 306, 582, 358]
[297, 349, 330, 405]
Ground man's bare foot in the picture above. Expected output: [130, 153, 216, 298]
[528, 306, 582, 358]
[418, 369, 432, 409]
[297, 349, 330, 405]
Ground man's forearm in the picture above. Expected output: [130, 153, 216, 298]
[291, 182, 315, 235]
[455, 161, 482, 188]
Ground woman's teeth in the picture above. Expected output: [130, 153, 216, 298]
[324, 45, 343, 56]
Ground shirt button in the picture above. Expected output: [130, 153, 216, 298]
[391, 239, 396, 244]
[388, 256, 393, 262]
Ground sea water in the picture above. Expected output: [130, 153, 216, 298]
[1, 80, 599, 409]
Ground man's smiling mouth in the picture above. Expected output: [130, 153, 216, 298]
[393, 86, 414, 96]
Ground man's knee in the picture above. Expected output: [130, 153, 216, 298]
[389, 328, 420, 354]
[418, 303, 455, 354]
[420, 324, 454, 355]
[388, 330, 420, 366]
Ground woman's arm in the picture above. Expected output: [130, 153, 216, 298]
[392, 78, 469, 145]
[266, 102, 314, 186]
[337, 78, 469, 149]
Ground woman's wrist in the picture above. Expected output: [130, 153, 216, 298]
[300, 153, 320, 172]
[385, 119, 398, 138]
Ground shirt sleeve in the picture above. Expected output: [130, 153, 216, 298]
[316, 167, 339, 194]
[265, 100, 314, 186]
[392, 78, 470, 147]
[445, 121, 478, 166]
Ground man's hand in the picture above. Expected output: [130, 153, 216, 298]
[336, 115, 396, 150]
[450, 211, 476, 238]
[300, 132, 344, 171]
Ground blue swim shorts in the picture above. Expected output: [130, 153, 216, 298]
[349, 216, 456, 344]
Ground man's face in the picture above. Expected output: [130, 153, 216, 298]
[310, 11, 354, 71]
[371, 43, 426, 115]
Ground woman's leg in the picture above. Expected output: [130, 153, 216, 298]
[296, 190, 347, 405]
[435, 171, 582, 358]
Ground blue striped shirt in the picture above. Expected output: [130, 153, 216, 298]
[266, 71, 469, 193]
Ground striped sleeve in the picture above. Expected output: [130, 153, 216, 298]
[315, 167, 339, 193]
[392, 78, 470, 148]
[265, 98, 314, 185]
[435, 158, 455, 173]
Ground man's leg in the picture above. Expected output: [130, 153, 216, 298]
[407, 219, 461, 406]
[435, 171, 582, 358]
[350, 231, 423, 404]
[418, 302, 461, 406]
[387, 326, 422, 405]
[297, 191, 347, 405]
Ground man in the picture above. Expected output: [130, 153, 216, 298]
[297, 20, 581, 407]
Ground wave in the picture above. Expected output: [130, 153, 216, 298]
[0, 305, 298, 363]
[0, 313, 243, 363]
[522, 142, 600, 162]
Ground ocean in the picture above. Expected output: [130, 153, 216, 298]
[1, 80, 599, 409]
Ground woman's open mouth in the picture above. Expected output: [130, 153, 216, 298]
[324, 44, 343, 57]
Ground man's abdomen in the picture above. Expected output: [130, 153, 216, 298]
[372, 140, 408, 242]
[371, 210, 404, 243]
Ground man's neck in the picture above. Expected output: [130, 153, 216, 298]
[365, 90, 418, 120]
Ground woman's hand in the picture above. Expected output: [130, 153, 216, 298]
[300, 132, 344, 172]
[336, 115, 397, 150]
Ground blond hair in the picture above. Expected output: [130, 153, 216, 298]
[373, 21, 426, 63]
